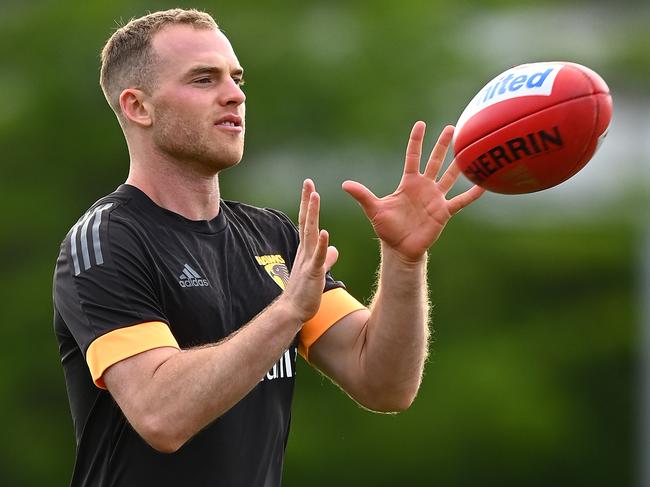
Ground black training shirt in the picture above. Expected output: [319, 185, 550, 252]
[53, 184, 364, 487]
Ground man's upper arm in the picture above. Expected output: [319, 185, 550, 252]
[298, 288, 366, 360]
[54, 205, 178, 388]
[304, 306, 370, 387]
[86, 321, 180, 388]
[298, 287, 369, 388]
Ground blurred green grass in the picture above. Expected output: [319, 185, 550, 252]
[0, 0, 644, 485]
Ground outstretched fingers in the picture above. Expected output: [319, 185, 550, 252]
[447, 185, 486, 215]
[342, 180, 379, 221]
[436, 159, 463, 195]
[403, 121, 426, 175]
[312, 229, 338, 271]
[298, 179, 315, 242]
[423, 125, 455, 180]
[300, 187, 338, 271]
[302, 190, 321, 250]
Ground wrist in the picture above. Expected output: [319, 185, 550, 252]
[274, 294, 311, 330]
[380, 243, 428, 270]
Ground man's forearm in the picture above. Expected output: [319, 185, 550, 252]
[359, 243, 430, 410]
[105, 298, 303, 452]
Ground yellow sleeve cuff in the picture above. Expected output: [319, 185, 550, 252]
[299, 288, 366, 361]
[86, 321, 180, 389]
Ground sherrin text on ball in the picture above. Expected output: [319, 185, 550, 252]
[453, 62, 613, 194]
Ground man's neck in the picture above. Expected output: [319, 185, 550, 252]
[126, 153, 222, 222]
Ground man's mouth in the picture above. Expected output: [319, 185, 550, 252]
[215, 114, 243, 129]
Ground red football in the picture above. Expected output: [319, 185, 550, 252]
[452, 62, 613, 194]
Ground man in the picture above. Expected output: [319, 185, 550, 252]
[53, 8, 484, 487]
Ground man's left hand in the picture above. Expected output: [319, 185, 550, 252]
[343, 122, 485, 263]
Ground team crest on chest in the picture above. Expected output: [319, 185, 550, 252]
[254, 254, 290, 290]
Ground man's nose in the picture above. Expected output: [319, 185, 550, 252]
[220, 78, 246, 106]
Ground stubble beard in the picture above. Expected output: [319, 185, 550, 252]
[152, 105, 244, 175]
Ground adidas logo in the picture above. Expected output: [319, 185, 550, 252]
[178, 264, 210, 288]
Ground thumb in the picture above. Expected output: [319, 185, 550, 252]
[342, 180, 378, 220]
[325, 245, 339, 272]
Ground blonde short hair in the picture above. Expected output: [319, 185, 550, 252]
[100, 8, 218, 119]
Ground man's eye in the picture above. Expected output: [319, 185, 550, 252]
[234, 78, 245, 87]
[194, 78, 212, 84]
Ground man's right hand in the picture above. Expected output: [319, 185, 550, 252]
[280, 179, 339, 324]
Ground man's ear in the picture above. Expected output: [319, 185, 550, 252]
[119, 88, 153, 128]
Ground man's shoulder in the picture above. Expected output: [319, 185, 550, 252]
[64, 185, 153, 235]
[56, 185, 149, 262]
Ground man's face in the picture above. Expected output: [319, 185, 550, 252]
[147, 25, 246, 173]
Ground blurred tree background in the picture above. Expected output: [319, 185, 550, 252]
[0, 0, 647, 485]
